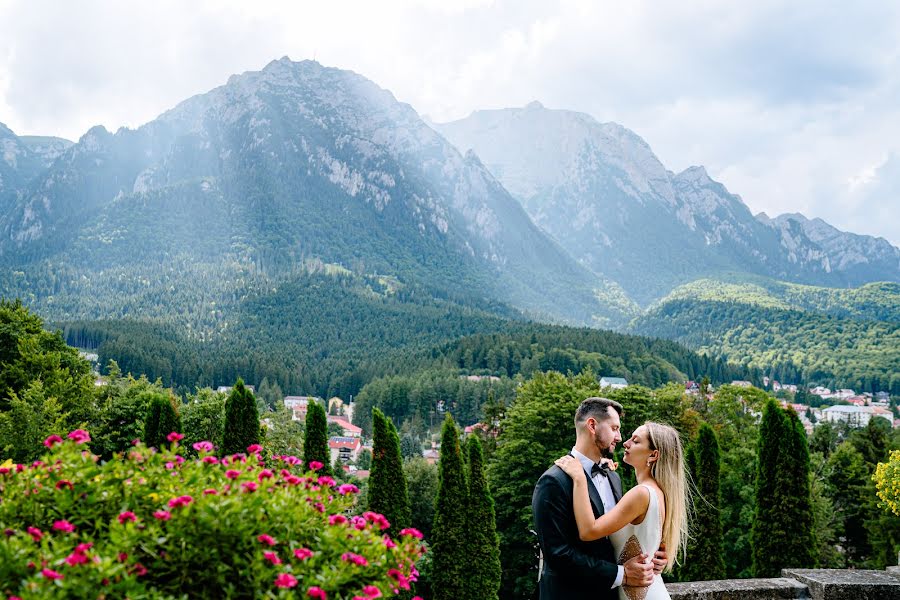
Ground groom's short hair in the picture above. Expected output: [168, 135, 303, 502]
[575, 397, 623, 426]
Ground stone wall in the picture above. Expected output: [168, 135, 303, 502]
[666, 568, 900, 600]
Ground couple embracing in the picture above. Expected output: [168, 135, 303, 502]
[532, 397, 688, 600]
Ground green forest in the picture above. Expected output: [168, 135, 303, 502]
[631, 278, 900, 394]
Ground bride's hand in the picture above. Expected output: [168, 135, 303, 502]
[554, 455, 583, 478]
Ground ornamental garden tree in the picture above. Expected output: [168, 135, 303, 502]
[303, 401, 331, 476]
[430, 414, 468, 600]
[221, 378, 259, 456]
[681, 423, 725, 581]
[143, 392, 182, 450]
[367, 408, 410, 537]
[464, 434, 501, 600]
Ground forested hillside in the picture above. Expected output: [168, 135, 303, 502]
[631, 279, 900, 393]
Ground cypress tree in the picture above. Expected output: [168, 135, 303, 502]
[752, 399, 817, 576]
[367, 408, 411, 536]
[143, 392, 181, 449]
[303, 400, 332, 475]
[431, 414, 468, 600]
[222, 378, 260, 455]
[780, 408, 817, 568]
[464, 435, 501, 600]
[682, 423, 725, 581]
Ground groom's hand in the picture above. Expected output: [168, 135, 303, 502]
[652, 543, 668, 575]
[623, 553, 654, 587]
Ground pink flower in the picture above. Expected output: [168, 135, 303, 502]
[193, 441, 214, 453]
[52, 520, 75, 533]
[64, 550, 89, 566]
[26, 526, 43, 542]
[284, 475, 302, 485]
[274, 573, 298, 588]
[363, 512, 391, 531]
[283, 455, 301, 465]
[247, 444, 262, 453]
[399, 528, 424, 539]
[337, 483, 359, 495]
[225, 469, 241, 479]
[258, 469, 274, 481]
[341, 552, 368, 566]
[351, 516, 367, 530]
[362, 586, 383, 599]
[153, 510, 171, 521]
[309, 461, 324, 471]
[165, 462, 175, 470]
[41, 568, 64, 580]
[203, 488, 218, 496]
[293, 547, 313, 560]
[131, 563, 148, 576]
[328, 514, 347, 526]
[263, 551, 282, 565]
[55, 479, 73, 491]
[168, 495, 193, 508]
[118, 511, 137, 524]
[383, 536, 397, 549]
[202, 456, 219, 464]
[241, 481, 258, 493]
[317, 476, 335, 487]
[257, 534, 276, 546]
[0, 467, 10, 475]
[307, 587, 327, 599]
[387, 569, 411, 590]
[167, 432, 184, 442]
[43, 435, 63, 448]
[67, 429, 91, 444]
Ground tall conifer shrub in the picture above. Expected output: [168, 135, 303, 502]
[682, 423, 725, 581]
[367, 408, 411, 536]
[143, 392, 181, 449]
[303, 400, 332, 475]
[222, 379, 259, 455]
[431, 415, 468, 600]
[464, 435, 501, 600]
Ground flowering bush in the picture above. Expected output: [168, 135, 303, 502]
[0, 430, 424, 599]
[874, 449, 900, 516]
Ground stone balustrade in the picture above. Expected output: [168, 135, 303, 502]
[666, 567, 900, 600]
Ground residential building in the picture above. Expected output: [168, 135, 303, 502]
[329, 437, 361, 464]
[822, 405, 893, 428]
[600, 376, 629, 389]
[327, 416, 362, 438]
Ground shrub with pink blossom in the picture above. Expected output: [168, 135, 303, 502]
[0, 432, 423, 599]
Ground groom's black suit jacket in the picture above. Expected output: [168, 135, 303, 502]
[532, 461, 623, 600]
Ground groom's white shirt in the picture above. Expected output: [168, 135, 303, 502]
[571, 447, 625, 589]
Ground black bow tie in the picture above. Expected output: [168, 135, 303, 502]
[591, 462, 610, 478]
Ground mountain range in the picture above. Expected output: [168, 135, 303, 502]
[1, 57, 897, 391]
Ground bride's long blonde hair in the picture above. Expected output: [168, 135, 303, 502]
[645, 421, 689, 572]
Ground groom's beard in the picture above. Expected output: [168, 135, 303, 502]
[593, 431, 615, 459]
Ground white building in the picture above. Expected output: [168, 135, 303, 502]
[600, 377, 628, 389]
[822, 405, 893, 428]
[218, 385, 255, 394]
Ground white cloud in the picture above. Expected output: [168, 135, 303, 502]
[1, 0, 898, 244]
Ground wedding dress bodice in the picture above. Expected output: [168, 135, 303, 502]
[608, 484, 670, 600]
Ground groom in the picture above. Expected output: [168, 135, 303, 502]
[532, 397, 667, 599]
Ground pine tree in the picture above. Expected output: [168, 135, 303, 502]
[464, 435, 501, 600]
[303, 400, 332, 475]
[431, 414, 469, 600]
[367, 408, 411, 536]
[682, 423, 725, 581]
[221, 378, 260, 455]
[143, 392, 181, 449]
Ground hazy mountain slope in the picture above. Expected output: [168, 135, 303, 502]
[0, 59, 636, 327]
[437, 103, 900, 304]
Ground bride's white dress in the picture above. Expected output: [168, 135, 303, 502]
[609, 484, 670, 600]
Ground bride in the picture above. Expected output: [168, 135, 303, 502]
[556, 422, 688, 600]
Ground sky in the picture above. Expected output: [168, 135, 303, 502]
[1, 0, 898, 245]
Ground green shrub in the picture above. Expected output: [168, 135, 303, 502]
[0, 429, 424, 599]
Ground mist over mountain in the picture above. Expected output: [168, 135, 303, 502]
[437, 103, 900, 305]
[0, 58, 635, 328]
